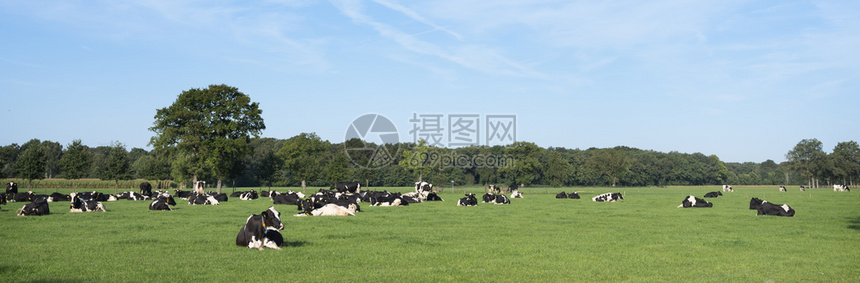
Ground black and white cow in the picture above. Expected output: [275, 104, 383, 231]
[211, 193, 228, 202]
[0, 193, 6, 205]
[139, 182, 153, 197]
[457, 193, 478, 206]
[481, 193, 495, 203]
[239, 190, 259, 200]
[16, 197, 49, 216]
[193, 181, 206, 195]
[295, 203, 357, 216]
[188, 193, 219, 205]
[508, 184, 519, 194]
[236, 207, 285, 250]
[556, 192, 568, 199]
[510, 190, 523, 198]
[415, 182, 433, 193]
[491, 194, 511, 205]
[833, 185, 850, 192]
[799, 185, 805, 191]
[749, 197, 764, 210]
[488, 185, 501, 194]
[757, 201, 795, 217]
[175, 189, 193, 199]
[6, 182, 18, 194]
[331, 182, 361, 194]
[779, 186, 787, 192]
[592, 192, 623, 202]
[70, 193, 106, 212]
[677, 195, 713, 208]
[272, 192, 302, 205]
[703, 191, 722, 198]
[722, 185, 733, 192]
[149, 196, 176, 211]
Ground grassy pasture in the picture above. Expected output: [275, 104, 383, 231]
[1, 186, 858, 282]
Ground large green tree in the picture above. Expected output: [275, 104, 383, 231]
[59, 139, 92, 191]
[584, 148, 631, 187]
[278, 133, 328, 189]
[499, 141, 542, 186]
[101, 141, 131, 193]
[41, 140, 62, 179]
[399, 139, 431, 182]
[831, 141, 860, 186]
[16, 139, 46, 191]
[149, 84, 265, 193]
[544, 151, 573, 187]
[786, 138, 826, 188]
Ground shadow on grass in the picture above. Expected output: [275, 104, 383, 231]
[848, 216, 860, 232]
[285, 241, 309, 247]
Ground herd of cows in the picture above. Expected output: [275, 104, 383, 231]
[2, 181, 854, 250]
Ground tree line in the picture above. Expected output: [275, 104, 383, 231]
[1, 135, 857, 189]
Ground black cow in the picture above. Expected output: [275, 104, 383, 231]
[272, 193, 302, 205]
[17, 197, 49, 216]
[149, 196, 176, 211]
[556, 192, 568, 199]
[13, 191, 35, 202]
[70, 193, 106, 212]
[0, 193, 6, 205]
[331, 182, 361, 194]
[757, 201, 795, 217]
[703, 191, 722, 198]
[457, 193, 478, 206]
[48, 192, 70, 202]
[6, 182, 18, 194]
[749, 197, 764, 210]
[677, 195, 712, 208]
[230, 191, 245, 198]
[175, 189, 192, 199]
[212, 193, 228, 202]
[140, 182, 153, 197]
[425, 192, 444, 201]
[568, 192, 580, 199]
[236, 207, 285, 250]
[508, 184, 519, 193]
[592, 192, 623, 202]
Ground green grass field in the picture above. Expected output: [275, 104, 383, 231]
[1, 186, 858, 282]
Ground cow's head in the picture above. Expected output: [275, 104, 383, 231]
[261, 207, 284, 230]
[613, 193, 623, 200]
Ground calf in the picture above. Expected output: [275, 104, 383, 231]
[457, 193, 478, 206]
[757, 201, 795, 217]
[592, 192, 623, 202]
[677, 195, 712, 208]
[703, 191, 722, 198]
[16, 197, 49, 216]
[149, 196, 176, 211]
[722, 185, 733, 192]
[236, 207, 285, 250]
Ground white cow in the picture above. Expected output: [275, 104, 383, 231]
[722, 185, 733, 192]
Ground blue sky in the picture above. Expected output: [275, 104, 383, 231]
[1, 0, 858, 163]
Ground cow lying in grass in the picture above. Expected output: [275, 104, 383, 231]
[236, 207, 285, 250]
[677, 195, 712, 208]
[756, 201, 795, 217]
[592, 192, 623, 202]
[457, 193, 478, 206]
[17, 197, 49, 216]
[294, 202, 356, 216]
[70, 193, 106, 212]
[703, 191, 722, 198]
